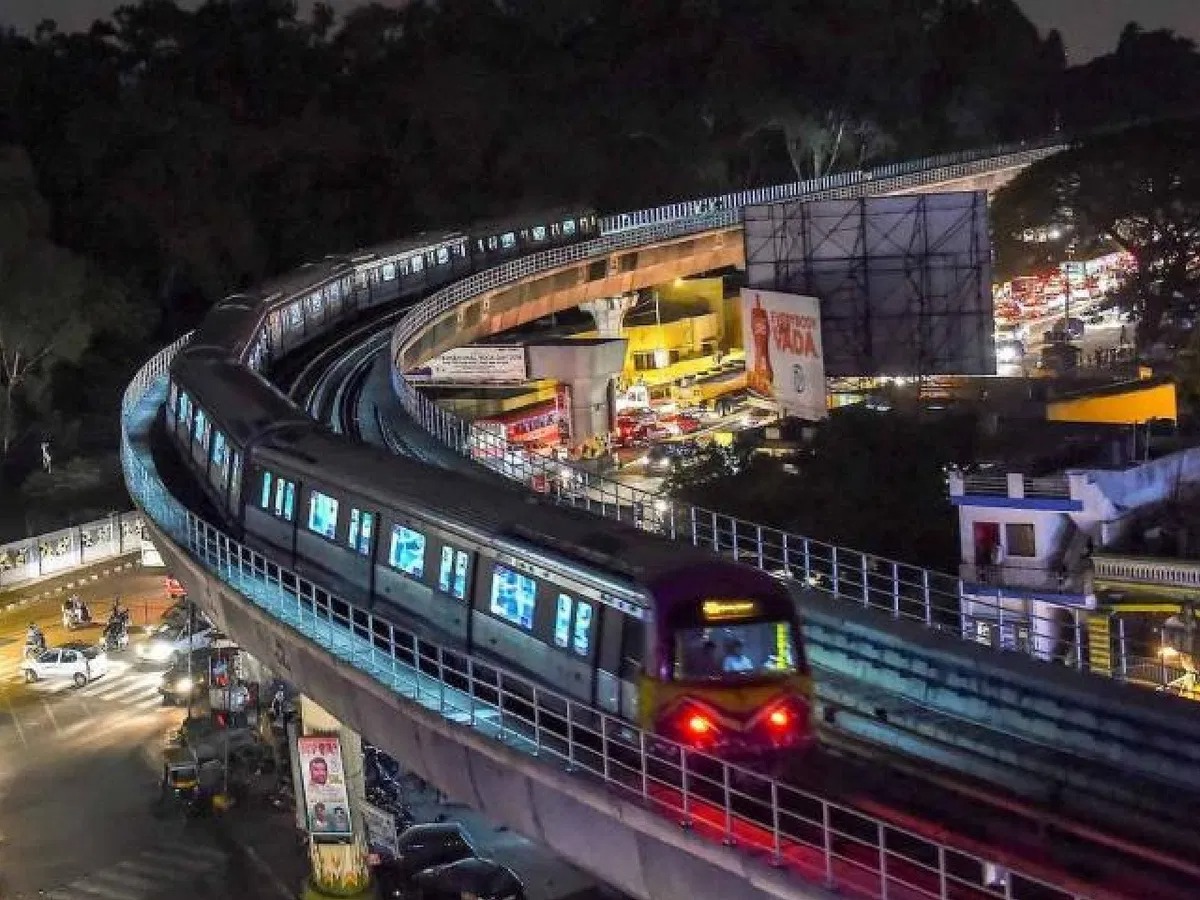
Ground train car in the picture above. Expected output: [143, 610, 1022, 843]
[167, 349, 315, 528]
[641, 565, 813, 759]
[234, 424, 814, 757]
[467, 207, 597, 266]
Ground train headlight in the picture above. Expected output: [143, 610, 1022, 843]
[687, 713, 715, 737]
[767, 707, 790, 730]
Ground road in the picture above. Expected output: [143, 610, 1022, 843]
[0, 573, 299, 900]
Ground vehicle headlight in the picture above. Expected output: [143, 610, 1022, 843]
[174, 676, 194, 693]
[141, 641, 173, 660]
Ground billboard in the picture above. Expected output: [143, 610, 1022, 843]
[297, 735, 353, 838]
[740, 289, 827, 421]
[744, 192, 994, 377]
[407, 344, 527, 383]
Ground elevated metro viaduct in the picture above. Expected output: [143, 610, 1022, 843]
[121, 144, 1200, 900]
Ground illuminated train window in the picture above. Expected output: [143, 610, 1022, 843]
[490, 565, 536, 630]
[347, 509, 375, 556]
[307, 491, 339, 541]
[389, 525, 425, 578]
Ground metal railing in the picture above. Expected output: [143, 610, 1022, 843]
[382, 146, 1154, 678]
[120, 344, 1093, 900]
[600, 136, 1063, 233]
[0, 511, 145, 592]
[1093, 554, 1200, 590]
[958, 474, 1072, 500]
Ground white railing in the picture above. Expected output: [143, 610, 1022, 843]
[119, 344, 1094, 900]
[1092, 555, 1200, 590]
[0, 511, 145, 592]
[386, 144, 1143, 675]
[600, 137, 1062, 233]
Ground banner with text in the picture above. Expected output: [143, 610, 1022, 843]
[297, 735, 354, 838]
[407, 345, 528, 383]
[740, 288, 827, 421]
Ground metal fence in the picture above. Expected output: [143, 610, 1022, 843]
[385, 144, 1146, 678]
[0, 511, 145, 592]
[119, 341, 1094, 900]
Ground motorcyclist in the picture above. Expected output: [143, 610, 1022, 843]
[25, 623, 45, 655]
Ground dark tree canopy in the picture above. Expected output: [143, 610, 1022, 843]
[665, 408, 977, 570]
[0, 0, 1191, 534]
[991, 119, 1200, 346]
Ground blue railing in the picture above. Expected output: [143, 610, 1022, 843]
[120, 339, 1092, 900]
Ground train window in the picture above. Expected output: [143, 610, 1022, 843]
[167, 383, 178, 427]
[572, 602, 593, 656]
[452, 551, 469, 599]
[436, 547, 471, 599]
[531, 226, 547, 242]
[454, 243, 467, 258]
[500, 232, 516, 250]
[286, 302, 303, 329]
[347, 509, 375, 556]
[388, 525, 425, 578]
[673, 620, 796, 679]
[308, 491, 339, 540]
[210, 431, 229, 485]
[230, 451, 243, 509]
[381, 263, 396, 281]
[260, 471, 273, 509]
[489, 565, 536, 630]
[273, 477, 296, 521]
[487, 236, 498, 251]
[553, 594, 573, 648]
[563, 219, 576, 236]
[411, 255, 423, 273]
[436, 247, 449, 265]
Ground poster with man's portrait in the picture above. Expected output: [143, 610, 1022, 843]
[297, 735, 353, 837]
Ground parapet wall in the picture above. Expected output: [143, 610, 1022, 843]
[144, 517, 834, 900]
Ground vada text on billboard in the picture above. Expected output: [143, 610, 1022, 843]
[741, 288, 827, 421]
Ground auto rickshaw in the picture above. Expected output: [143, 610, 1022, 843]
[162, 746, 200, 802]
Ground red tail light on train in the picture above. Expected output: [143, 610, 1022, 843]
[754, 698, 808, 748]
[672, 702, 722, 748]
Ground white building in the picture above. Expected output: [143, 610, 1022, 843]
[949, 443, 1200, 661]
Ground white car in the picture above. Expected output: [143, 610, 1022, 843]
[22, 643, 109, 687]
[136, 623, 217, 665]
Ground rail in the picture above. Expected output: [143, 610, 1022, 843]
[1092, 554, 1200, 590]
[0, 511, 146, 592]
[388, 145, 1125, 675]
[599, 136, 1063, 233]
[120, 342, 1094, 900]
[958, 474, 1072, 500]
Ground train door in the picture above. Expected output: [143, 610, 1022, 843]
[594, 606, 624, 715]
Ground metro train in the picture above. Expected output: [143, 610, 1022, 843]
[161, 209, 816, 761]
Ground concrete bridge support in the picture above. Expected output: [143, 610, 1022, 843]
[299, 697, 373, 900]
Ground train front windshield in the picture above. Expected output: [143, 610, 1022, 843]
[674, 619, 797, 679]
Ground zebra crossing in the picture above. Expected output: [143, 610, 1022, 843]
[39, 838, 229, 900]
[0, 668, 172, 746]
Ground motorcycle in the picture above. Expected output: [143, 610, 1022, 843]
[103, 621, 129, 652]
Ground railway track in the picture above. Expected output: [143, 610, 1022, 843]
[273, 318, 1200, 899]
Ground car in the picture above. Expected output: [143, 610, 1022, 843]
[22, 642, 109, 687]
[412, 858, 525, 900]
[136, 622, 218, 665]
[375, 823, 478, 899]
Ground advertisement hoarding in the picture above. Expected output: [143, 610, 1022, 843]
[297, 735, 354, 838]
[740, 289, 827, 421]
[406, 345, 527, 383]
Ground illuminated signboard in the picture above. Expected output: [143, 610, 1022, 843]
[701, 599, 760, 622]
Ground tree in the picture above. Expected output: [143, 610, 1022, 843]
[0, 147, 93, 457]
[665, 408, 975, 570]
[991, 120, 1200, 346]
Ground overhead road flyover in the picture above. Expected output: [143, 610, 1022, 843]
[379, 143, 1200, 817]
[125, 140, 1121, 900]
[124, 342, 1181, 900]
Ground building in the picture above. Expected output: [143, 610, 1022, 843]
[949, 424, 1200, 667]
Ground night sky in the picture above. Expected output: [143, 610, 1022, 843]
[0, 0, 1198, 64]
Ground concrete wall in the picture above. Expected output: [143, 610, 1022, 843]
[145, 517, 836, 900]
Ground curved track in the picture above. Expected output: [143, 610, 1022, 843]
[289, 329, 1200, 900]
